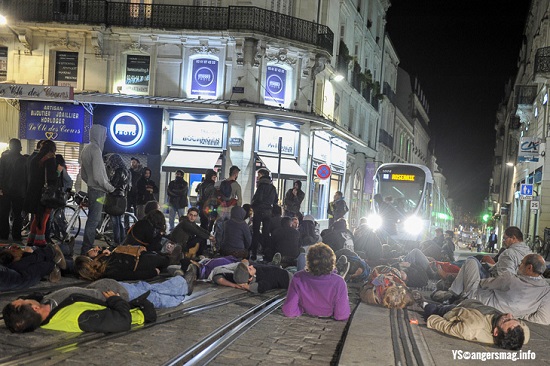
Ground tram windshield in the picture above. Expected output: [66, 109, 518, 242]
[374, 165, 427, 215]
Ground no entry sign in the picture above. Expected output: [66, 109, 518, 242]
[316, 164, 331, 180]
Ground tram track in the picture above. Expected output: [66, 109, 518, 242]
[390, 308, 435, 366]
[0, 289, 262, 366]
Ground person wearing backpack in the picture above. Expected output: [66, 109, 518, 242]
[250, 169, 278, 261]
[217, 166, 242, 221]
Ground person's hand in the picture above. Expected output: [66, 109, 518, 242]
[237, 283, 249, 291]
[293, 188, 298, 196]
[147, 188, 153, 193]
[155, 268, 160, 275]
[57, 164, 63, 173]
[102, 290, 119, 299]
[209, 235, 216, 243]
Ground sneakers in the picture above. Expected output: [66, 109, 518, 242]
[184, 264, 198, 295]
[430, 290, 455, 303]
[336, 255, 350, 278]
[48, 265, 61, 283]
[51, 244, 66, 270]
[272, 252, 282, 267]
[169, 244, 183, 265]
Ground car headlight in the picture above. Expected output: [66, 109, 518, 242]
[404, 216, 423, 235]
[366, 214, 383, 231]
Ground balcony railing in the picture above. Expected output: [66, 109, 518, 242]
[515, 85, 537, 106]
[535, 46, 550, 79]
[378, 128, 393, 149]
[2, 0, 334, 55]
[383, 81, 396, 103]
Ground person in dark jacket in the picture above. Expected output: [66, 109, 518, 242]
[230, 260, 292, 293]
[327, 191, 348, 227]
[167, 169, 189, 231]
[299, 215, 321, 247]
[269, 204, 283, 235]
[250, 169, 278, 261]
[272, 216, 301, 267]
[0, 139, 28, 241]
[197, 169, 218, 232]
[283, 180, 305, 218]
[353, 218, 383, 263]
[170, 207, 215, 258]
[136, 167, 158, 219]
[321, 219, 355, 252]
[0, 246, 60, 291]
[220, 206, 252, 259]
[105, 154, 131, 245]
[24, 140, 58, 247]
[74, 250, 169, 281]
[125, 210, 166, 252]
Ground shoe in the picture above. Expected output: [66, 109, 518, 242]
[336, 255, 350, 278]
[272, 252, 282, 267]
[48, 265, 61, 283]
[430, 290, 454, 303]
[51, 244, 66, 270]
[436, 279, 450, 291]
[169, 244, 183, 265]
[184, 264, 198, 295]
[173, 269, 184, 277]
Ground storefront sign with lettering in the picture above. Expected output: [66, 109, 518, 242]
[190, 58, 218, 97]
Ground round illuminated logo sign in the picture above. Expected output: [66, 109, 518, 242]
[266, 74, 284, 94]
[109, 112, 144, 147]
[194, 67, 215, 87]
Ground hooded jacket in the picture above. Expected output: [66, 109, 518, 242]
[251, 176, 278, 212]
[80, 125, 114, 193]
[283, 181, 305, 214]
[221, 206, 252, 252]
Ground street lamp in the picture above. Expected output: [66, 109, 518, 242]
[0, 15, 7, 26]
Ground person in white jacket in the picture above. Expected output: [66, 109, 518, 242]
[80, 125, 114, 255]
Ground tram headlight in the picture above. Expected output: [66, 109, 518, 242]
[367, 214, 383, 231]
[404, 216, 423, 235]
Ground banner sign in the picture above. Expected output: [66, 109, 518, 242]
[257, 126, 296, 155]
[0, 84, 73, 101]
[190, 58, 218, 97]
[0, 47, 7, 82]
[19, 101, 90, 143]
[124, 55, 150, 94]
[172, 120, 224, 148]
[264, 66, 287, 105]
[55, 51, 78, 88]
[518, 137, 541, 163]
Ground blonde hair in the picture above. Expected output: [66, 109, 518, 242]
[74, 255, 107, 281]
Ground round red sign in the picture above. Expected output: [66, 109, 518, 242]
[316, 164, 332, 180]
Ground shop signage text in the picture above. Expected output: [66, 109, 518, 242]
[124, 54, 150, 94]
[229, 137, 243, 147]
[191, 58, 218, 97]
[0, 84, 73, 101]
[109, 112, 144, 147]
[172, 120, 224, 148]
[257, 126, 296, 155]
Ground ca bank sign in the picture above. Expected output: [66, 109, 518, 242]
[109, 112, 144, 147]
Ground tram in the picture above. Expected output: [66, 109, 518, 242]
[367, 163, 454, 247]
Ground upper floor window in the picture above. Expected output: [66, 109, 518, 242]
[271, 0, 293, 15]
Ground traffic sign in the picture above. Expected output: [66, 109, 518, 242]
[316, 164, 332, 180]
[521, 184, 533, 196]
[531, 201, 540, 210]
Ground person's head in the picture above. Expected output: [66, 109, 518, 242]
[291, 217, 299, 229]
[332, 218, 347, 231]
[229, 165, 240, 179]
[205, 169, 217, 183]
[382, 286, 411, 309]
[145, 209, 166, 233]
[306, 243, 336, 276]
[280, 216, 292, 228]
[445, 230, 454, 238]
[293, 180, 302, 190]
[175, 170, 184, 179]
[36, 140, 46, 151]
[518, 253, 546, 277]
[144, 200, 160, 215]
[131, 157, 140, 169]
[230, 206, 246, 221]
[84, 246, 102, 259]
[257, 168, 270, 179]
[242, 204, 253, 219]
[435, 228, 443, 237]
[492, 313, 525, 350]
[143, 167, 151, 179]
[3, 299, 46, 333]
[9, 138, 21, 152]
[233, 262, 256, 284]
[373, 194, 383, 204]
[39, 140, 56, 155]
[106, 153, 124, 171]
[74, 255, 106, 281]
[55, 154, 66, 169]
[503, 226, 523, 247]
[187, 207, 200, 222]
[0, 250, 15, 265]
[272, 205, 282, 216]
[333, 191, 343, 201]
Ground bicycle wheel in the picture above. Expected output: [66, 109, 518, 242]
[53, 206, 81, 240]
[123, 212, 137, 231]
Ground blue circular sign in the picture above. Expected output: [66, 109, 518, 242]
[194, 67, 215, 87]
[266, 74, 284, 94]
[109, 112, 144, 147]
[316, 164, 331, 180]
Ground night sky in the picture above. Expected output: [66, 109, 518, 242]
[386, 0, 530, 214]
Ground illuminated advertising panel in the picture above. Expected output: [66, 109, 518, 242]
[190, 58, 218, 98]
[124, 55, 150, 94]
[264, 66, 287, 105]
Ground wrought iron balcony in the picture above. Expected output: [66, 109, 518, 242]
[378, 128, 393, 149]
[514, 85, 537, 123]
[383, 82, 396, 103]
[535, 46, 550, 81]
[1, 0, 334, 55]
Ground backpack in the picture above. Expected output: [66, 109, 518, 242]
[217, 179, 237, 207]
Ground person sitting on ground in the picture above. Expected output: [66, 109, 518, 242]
[321, 219, 354, 252]
[488, 226, 530, 277]
[210, 259, 292, 294]
[271, 216, 301, 268]
[219, 206, 252, 259]
[282, 243, 350, 321]
[421, 299, 528, 350]
[0, 244, 66, 290]
[2, 273, 198, 334]
[432, 254, 550, 325]
[299, 215, 320, 247]
[268, 204, 283, 235]
[170, 207, 215, 258]
[124, 209, 166, 252]
[334, 248, 370, 283]
[74, 246, 169, 281]
[353, 217, 383, 263]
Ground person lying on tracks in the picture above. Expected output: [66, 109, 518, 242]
[282, 243, 350, 321]
[209, 259, 291, 293]
[2, 273, 200, 333]
[419, 299, 529, 350]
[359, 264, 417, 309]
[431, 253, 550, 325]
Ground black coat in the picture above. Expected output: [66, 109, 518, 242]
[110, 167, 130, 197]
[136, 176, 159, 205]
[125, 220, 163, 252]
[251, 176, 278, 212]
[272, 226, 300, 258]
[24, 153, 58, 213]
[167, 177, 189, 209]
[0, 150, 27, 198]
[101, 252, 169, 281]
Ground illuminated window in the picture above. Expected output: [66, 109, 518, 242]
[129, 0, 151, 19]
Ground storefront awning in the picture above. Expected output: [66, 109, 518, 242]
[257, 155, 307, 179]
[162, 150, 222, 173]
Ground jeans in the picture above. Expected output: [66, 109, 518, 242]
[120, 275, 188, 308]
[81, 187, 105, 255]
[403, 248, 430, 271]
[111, 214, 125, 245]
[169, 206, 185, 231]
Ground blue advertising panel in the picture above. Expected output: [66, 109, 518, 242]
[93, 105, 163, 155]
[264, 66, 287, 105]
[190, 58, 218, 97]
[19, 101, 90, 143]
